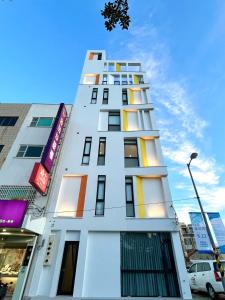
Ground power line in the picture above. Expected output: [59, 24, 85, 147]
[43, 196, 197, 215]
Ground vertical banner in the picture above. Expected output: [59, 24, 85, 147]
[208, 212, 225, 254]
[41, 103, 67, 173]
[189, 212, 212, 253]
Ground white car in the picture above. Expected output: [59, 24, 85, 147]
[188, 260, 225, 299]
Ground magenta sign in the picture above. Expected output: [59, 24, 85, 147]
[41, 103, 67, 173]
[0, 200, 28, 228]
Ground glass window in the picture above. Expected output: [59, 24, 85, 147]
[97, 137, 106, 165]
[102, 88, 109, 104]
[197, 263, 204, 272]
[114, 74, 120, 85]
[124, 139, 139, 167]
[95, 175, 106, 216]
[102, 74, 108, 84]
[0, 116, 18, 126]
[121, 232, 180, 297]
[108, 111, 120, 131]
[25, 146, 43, 157]
[122, 89, 128, 105]
[82, 137, 92, 165]
[0, 145, 4, 153]
[129, 75, 133, 85]
[108, 63, 114, 72]
[91, 88, 98, 104]
[30, 117, 54, 127]
[125, 177, 135, 217]
[16, 145, 44, 158]
[203, 263, 211, 272]
[189, 264, 197, 273]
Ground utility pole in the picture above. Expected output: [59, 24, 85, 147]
[187, 153, 225, 293]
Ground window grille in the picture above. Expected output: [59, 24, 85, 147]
[0, 185, 36, 205]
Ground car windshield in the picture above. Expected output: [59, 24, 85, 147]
[213, 261, 225, 271]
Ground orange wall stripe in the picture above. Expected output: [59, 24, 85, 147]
[76, 175, 88, 217]
[89, 53, 94, 60]
[95, 74, 100, 84]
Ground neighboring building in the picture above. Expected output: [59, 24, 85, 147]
[0, 103, 72, 299]
[179, 223, 224, 265]
[26, 51, 192, 299]
[180, 222, 197, 264]
[0, 104, 31, 168]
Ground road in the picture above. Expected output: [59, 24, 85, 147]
[192, 292, 225, 299]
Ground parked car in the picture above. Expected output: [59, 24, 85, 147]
[188, 260, 225, 299]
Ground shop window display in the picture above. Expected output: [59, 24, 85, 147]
[0, 234, 35, 298]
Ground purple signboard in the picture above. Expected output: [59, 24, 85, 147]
[41, 103, 67, 173]
[0, 199, 29, 228]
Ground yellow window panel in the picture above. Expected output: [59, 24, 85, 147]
[136, 176, 146, 218]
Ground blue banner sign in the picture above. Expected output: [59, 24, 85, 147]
[189, 212, 212, 253]
[208, 212, 225, 254]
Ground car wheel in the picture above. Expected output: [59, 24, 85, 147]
[207, 284, 218, 299]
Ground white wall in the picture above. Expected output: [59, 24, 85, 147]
[83, 232, 120, 297]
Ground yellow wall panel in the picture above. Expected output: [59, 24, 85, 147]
[123, 110, 128, 131]
[136, 176, 146, 218]
[140, 138, 148, 167]
[129, 89, 134, 104]
[134, 75, 139, 85]
[116, 63, 121, 72]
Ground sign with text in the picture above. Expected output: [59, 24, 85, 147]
[208, 212, 225, 254]
[29, 162, 49, 194]
[189, 212, 212, 253]
[41, 103, 67, 173]
[0, 199, 28, 228]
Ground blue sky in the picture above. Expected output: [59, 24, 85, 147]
[1, 0, 225, 223]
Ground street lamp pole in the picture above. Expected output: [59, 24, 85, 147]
[187, 153, 225, 292]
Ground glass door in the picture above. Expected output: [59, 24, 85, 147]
[57, 241, 79, 295]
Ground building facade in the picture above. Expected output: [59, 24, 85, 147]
[0, 103, 72, 299]
[25, 50, 192, 299]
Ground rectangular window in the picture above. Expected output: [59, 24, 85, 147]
[97, 138, 106, 165]
[30, 117, 54, 127]
[91, 88, 98, 104]
[16, 145, 44, 158]
[124, 139, 139, 167]
[122, 89, 128, 105]
[0, 145, 4, 153]
[108, 111, 121, 131]
[121, 232, 180, 297]
[102, 88, 109, 104]
[102, 74, 108, 85]
[129, 75, 133, 85]
[97, 53, 102, 60]
[125, 177, 135, 217]
[81, 137, 92, 165]
[95, 175, 106, 216]
[114, 75, 120, 85]
[0, 116, 18, 126]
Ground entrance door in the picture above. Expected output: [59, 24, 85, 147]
[57, 241, 79, 295]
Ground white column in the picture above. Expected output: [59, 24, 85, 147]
[171, 232, 192, 300]
[74, 229, 88, 297]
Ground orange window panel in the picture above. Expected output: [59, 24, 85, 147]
[95, 74, 100, 85]
[76, 175, 88, 217]
[89, 53, 94, 60]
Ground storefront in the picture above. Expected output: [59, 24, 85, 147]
[0, 230, 37, 299]
[0, 200, 38, 300]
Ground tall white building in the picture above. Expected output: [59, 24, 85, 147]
[26, 50, 192, 299]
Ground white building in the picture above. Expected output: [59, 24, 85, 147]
[26, 50, 192, 299]
[0, 103, 72, 299]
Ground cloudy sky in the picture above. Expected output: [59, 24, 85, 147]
[1, 0, 225, 224]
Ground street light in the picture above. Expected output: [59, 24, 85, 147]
[187, 153, 225, 293]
